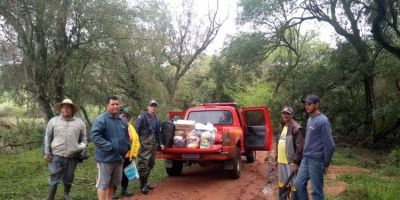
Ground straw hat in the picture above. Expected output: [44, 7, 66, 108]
[54, 99, 80, 113]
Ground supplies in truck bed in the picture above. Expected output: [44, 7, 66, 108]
[173, 135, 186, 147]
[186, 130, 200, 149]
[172, 120, 195, 148]
[171, 120, 216, 149]
[174, 120, 195, 130]
[195, 123, 216, 149]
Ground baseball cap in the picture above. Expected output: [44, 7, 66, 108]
[281, 106, 294, 114]
[120, 106, 129, 114]
[148, 99, 158, 106]
[303, 95, 320, 103]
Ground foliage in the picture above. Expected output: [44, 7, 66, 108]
[388, 147, 400, 167]
[0, 119, 44, 151]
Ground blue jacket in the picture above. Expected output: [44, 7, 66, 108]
[91, 112, 130, 163]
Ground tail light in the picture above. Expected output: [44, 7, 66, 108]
[222, 128, 231, 146]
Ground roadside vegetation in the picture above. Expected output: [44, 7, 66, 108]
[327, 147, 400, 200]
[0, 143, 167, 200]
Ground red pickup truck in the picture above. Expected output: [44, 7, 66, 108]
[157, 102, 274, 179]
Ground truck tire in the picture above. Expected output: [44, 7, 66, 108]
[246, 150, 256, 163]
[227, 147, 241, 179]
[166, 160, 183, 176]
[161, 122, 175, 148]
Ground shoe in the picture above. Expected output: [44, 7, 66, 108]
[146, 184, 154, 190]
[121, 188, 133, 197]
[140, 185, 149, 194]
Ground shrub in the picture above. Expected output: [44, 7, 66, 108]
[388, 147, 400, 167]
[0, 120, 44, 151]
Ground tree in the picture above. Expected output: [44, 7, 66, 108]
[238, 0, 380, 143]
[371, 0, 400, 59]
[0, 0, 127, 121]
[160, 0, 225, 104]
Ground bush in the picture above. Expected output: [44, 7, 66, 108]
[0, 120, 44, 151]
[388, 147, 400, 167]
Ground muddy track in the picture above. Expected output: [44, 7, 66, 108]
[122, 152, 369, 200]
[123, 151, 274, 200]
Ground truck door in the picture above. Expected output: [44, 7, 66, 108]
[167, 112, 186, 121]
[242, 107, 273, 151]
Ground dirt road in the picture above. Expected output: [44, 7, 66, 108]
[122, 152, 369, 200]
[123, 151, 275, 200]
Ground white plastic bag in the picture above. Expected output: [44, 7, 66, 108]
[124, 161, 139, 180]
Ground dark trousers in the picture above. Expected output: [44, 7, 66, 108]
[138, 134, 156, 180]
[48, 155, 78, 186]
[121, 158, 132, 188]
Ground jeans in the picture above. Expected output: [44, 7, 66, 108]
[293, 157, 324, 200]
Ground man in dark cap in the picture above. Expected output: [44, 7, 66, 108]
[135, 99, 163, 194]
[294, 95, 335, 200]
[276, 106, 303, 200]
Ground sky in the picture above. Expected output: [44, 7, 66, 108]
[166, 0, 338, 55]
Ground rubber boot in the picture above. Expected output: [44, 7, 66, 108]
[44, 185, 57, 200]
[290, 186, 298, 200]
[279, 187, 290, 200]
[140, 177, 149, 194]
[63, 184, 72, 200]
[121, 187, 133, 197]
[146, 183, 154, 190]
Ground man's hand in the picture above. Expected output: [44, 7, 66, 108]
[159, 145, 165, 151]
[292, 163, 299, 173]
[78, 143, 86, 150]
[44, 154, 51, 163]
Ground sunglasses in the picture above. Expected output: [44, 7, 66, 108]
[150, 104, 157, 107]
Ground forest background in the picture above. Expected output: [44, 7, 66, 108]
[0, 0, 400, 198]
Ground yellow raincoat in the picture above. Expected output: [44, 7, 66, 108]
[125, 123, 140, 160]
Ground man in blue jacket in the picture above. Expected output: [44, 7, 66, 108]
[294, 95, 335, 200]
[92, 96, 130, 200]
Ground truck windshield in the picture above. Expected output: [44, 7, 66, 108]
[187, 110, 233, 125]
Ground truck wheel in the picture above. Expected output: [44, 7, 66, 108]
[246, 150, 256, 163]
[227, 147, 241, 179]
[166, 160, 183, 176]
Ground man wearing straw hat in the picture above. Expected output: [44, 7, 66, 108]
[44, 98, 87, 200]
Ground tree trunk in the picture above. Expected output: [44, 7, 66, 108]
[167, 79, 178, 105]
[362, 74, 375, 143]
[80, 105, 92, 127]
[36, 91, 54, 123]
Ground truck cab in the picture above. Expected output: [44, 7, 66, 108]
[157, 102, 273, 179]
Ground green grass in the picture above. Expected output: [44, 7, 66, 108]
[331, 147, 383, 168]
[0, 143, 167, 200]
[327, 147, 400, 200]
[335, 172, 400, 200]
